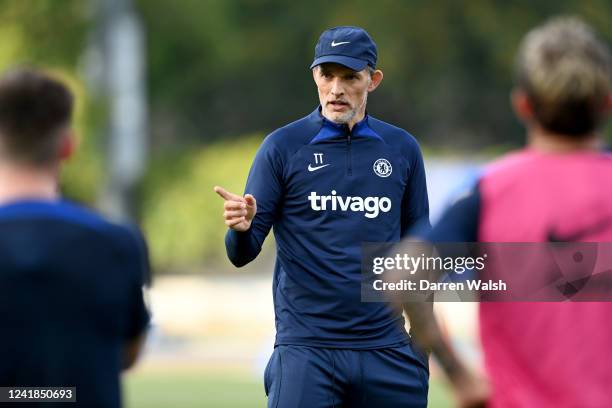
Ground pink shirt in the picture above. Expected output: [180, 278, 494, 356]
[478, 149, 612, 407]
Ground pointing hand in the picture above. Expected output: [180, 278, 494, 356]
[214, 186, 257, 232]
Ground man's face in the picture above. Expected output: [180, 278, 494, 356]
[313, 63, 373, 125]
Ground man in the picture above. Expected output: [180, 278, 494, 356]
[215, 26, 430, 407]
[403, 17, 612, 407]
[0, 69, 150, 408]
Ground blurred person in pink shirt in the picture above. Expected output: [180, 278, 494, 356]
[403, 16, 612, 408]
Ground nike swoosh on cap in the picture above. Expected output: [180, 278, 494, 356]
[331, 40, 350, 47]
[308, 163, 331, 172]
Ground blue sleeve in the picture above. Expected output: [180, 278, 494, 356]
[422, 183, 481, 242]
[400, 144, 431, 237]
[225, 136, 284, 267]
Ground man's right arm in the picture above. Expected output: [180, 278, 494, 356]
[219, 137, 284, 267]
[401, 185, 488, 407]
[121, 227, 151, 370]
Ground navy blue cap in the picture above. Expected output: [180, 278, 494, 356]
[310, 26, 377, 71]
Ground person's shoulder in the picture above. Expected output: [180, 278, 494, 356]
[368, 115, 422, 159]
[262, 109, 322, 152]
[477, 149, 549, 201]
[482, 149, 539, 179]
[56, 200, 114, 228]
[484, 148, 612, 181]
[0, 200, 148, 281]
[368, 116, 420, 146]
[54, 201, 146, 252]
[0, 199, 109, 232]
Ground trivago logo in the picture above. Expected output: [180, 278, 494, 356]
[307, 190, 392, 218]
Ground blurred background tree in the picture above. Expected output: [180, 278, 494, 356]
[139, 0, 612, 150]
[0, 0, 100, 202]
[3, 0, 611, 272]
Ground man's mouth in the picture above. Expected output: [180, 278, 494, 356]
[328, 100, 350, 110]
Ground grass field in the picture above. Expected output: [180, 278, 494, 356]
[124, 368, 453, 408]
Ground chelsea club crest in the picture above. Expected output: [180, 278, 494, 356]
[373, 158, 392, 178]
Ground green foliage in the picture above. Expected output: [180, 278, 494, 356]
[136, 0, 612, 149]
[0, 0, 88, 67]
[140, 135, 262, 272]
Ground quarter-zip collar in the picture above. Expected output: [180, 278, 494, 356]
[308, 106, 382, 144]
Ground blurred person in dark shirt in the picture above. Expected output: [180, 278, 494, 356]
[0, 68, 150, 408]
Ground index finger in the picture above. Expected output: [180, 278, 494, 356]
[213, 186, 241, 201]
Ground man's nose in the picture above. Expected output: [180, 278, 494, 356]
[330, 78, 344, 96]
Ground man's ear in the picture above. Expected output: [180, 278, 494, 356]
[368, 69, 383, 92]
[58, 129, 76, 161]
[511, 88, 535, 123]
[312, 66, 319, 82]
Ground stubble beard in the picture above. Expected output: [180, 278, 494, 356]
[327, 93, 368, 126]
[331, 108, 357, 124]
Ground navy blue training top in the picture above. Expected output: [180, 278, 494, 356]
[0, 199, 150, 408]
[226, 107, 430, 349]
